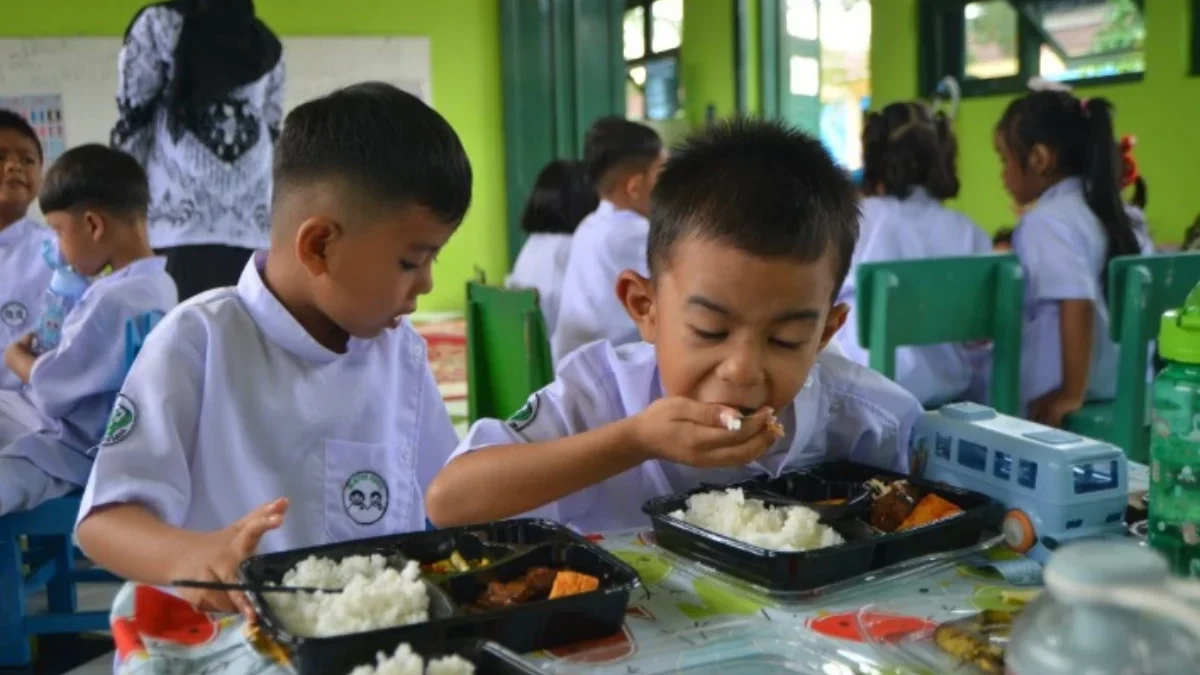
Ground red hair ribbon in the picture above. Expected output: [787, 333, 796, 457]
[1119, 134, 1139, 189]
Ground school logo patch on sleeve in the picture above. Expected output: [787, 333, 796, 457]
[507, 394, 540, 432]
[343, 471, 389, 525]
[1, 301, 28, 328]
[101, 395, 137, 446]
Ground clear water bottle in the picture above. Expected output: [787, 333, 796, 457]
[1148, 281, 1200, 577]
[1008, 540, 1200, 674]
[30, 240, 89, 356]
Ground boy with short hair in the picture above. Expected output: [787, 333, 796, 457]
[0, 144, 177, 516]
[0, 110, 53, 390]
[76, 82, 471, 619]
[427, 119, 922, 533]
[551, 116, 665, 363]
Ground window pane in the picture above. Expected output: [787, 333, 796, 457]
[624, 6, 645, 61]
[964, 0, 1019, 79]
[817, 0, 870, 172]
[786, 0, 819, 40]
[957, 440, 988, 472]
[1034, 0, 1145, 81]
[994, 450, 1012, 481]
[651, 0, 683, 53]
[1018, 459, 1038, 489]
[1074, 460, 1119, 495]
[789, 56, 820, 96]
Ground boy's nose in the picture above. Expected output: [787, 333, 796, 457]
[716, 343, 765, 388]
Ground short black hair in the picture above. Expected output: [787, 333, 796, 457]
[520, 159, 598, 235]
[648, 118, 859, 293]
[274, 82, 472, 225]
[583, 116, 662, 190]
[862, 101, 958, 200]
[0, 109, 42, 162]
[993, 227, 1014, 247]
[40, 144, 148, 217]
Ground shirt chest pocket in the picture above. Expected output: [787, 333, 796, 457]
[323, 439, 418, 543]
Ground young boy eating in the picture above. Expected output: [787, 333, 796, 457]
[0, 110, 52, 391]
[76, 83, 471, 619]
[427, 119, 922, 533]
[0, 144, 177, 516]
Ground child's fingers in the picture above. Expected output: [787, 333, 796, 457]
[232, 498, 288, 532]
[697, 425, 778, 467]
[232, 510, 285, 560]
[229, 589, 257, 623]
[666, 398, 741, 430]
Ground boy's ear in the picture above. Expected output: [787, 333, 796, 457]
[819, 302, 849, 350]
[294, 216, 342, 277]
[617, 269, 658, 342]
[82, 210, 106, 242]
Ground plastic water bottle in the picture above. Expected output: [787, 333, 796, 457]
[1008, 540, 1200, 674]
[30, 240, 89, 355]
[1148, 281, 1200, 577]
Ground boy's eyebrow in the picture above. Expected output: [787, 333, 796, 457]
[686, 295, 821, 322]
[409, 242, 442, 253]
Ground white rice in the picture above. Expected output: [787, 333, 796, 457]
[670, 488, 845, 552]
[268, 555, 430, 637]
[347, 643, 476, 675]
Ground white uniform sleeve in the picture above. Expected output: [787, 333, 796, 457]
[28, 295, 126, 421]
[110, 7, 176, 162]
[77, 313, 204, 529]
[823, 362, 922, 474]
[1013, 210, 1097, 302]
[447, 343, 624, 522]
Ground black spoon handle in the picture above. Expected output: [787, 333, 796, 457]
[171, 579, 337, 594]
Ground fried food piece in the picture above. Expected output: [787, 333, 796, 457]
[869, 480, 923, 532]
[767, 417, 785, 438]
[474, 566, 558, 610]
[934, 622, 1004, 675]
[898, 493, 964, 531]
[549, 570, 600, 599]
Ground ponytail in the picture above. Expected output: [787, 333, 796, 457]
[1081, 99, 1141, 274]
[859, 102, 959, 201]
[928, 110, 961, 200]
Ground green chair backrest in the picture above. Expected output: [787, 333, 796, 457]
[855, 254, 1025, 415]
[465, 282, 555, 423]
[1084, 252, 1200, 460]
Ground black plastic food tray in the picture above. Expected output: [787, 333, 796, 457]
[642, 461, 999, 592]
[240, 519, 638, 675]
[345, 638, 540, 675]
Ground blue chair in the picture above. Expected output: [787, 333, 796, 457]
[0, 310, 163, 666]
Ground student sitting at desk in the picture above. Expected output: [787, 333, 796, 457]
[0, 145, 177, 516]
[551, 116, 665, 363]
[76, 83, 469, 619]
[833, 100, 991, 407]
[427, 119, 922, 534]
[0, 110, 52, 392]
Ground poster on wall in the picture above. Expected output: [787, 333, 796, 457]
[0, 93, 67, 164]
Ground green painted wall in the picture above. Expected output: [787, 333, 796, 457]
[2, 0, 506, 311]
[682, 0, 737, 126]
[871, 0, 1199, 245]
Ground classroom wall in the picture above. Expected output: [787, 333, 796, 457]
[1, 0, 506, 311]
[871, 0, 1199, 245]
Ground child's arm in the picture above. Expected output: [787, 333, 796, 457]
[1030, 299, 1093, 426]
[3, 334, 35, 383]
[25, 299, 128, 420]
[427, 351, 777, 528]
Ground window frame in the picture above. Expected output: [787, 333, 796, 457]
[920, 0, 1146, 98]
[624, 0, 683, 120]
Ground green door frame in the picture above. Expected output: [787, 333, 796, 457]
[501, 0, 625, 267]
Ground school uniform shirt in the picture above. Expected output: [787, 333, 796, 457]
[77, 253, 458, 553]
[0, 257, 178, 487]
[451, 340, 921, 533]
[112, 5, 284, 251]
[507, 233, 573, 335]
[835, 189, 992, 406]
[0, 218, 53, 391]
[1013, 177, 1153, 410]
[551, 201, 649, 363]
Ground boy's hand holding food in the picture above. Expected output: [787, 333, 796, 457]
[630, 397, 783, 468]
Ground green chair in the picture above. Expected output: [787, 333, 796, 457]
[465, 282, 555, 423]
[1065, 252, 1200, 463]
[855, 255, 1025, 415]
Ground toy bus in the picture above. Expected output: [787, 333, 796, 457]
[912, 402, 1128, 564]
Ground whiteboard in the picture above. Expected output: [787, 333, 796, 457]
[0, 36, 432, 156]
